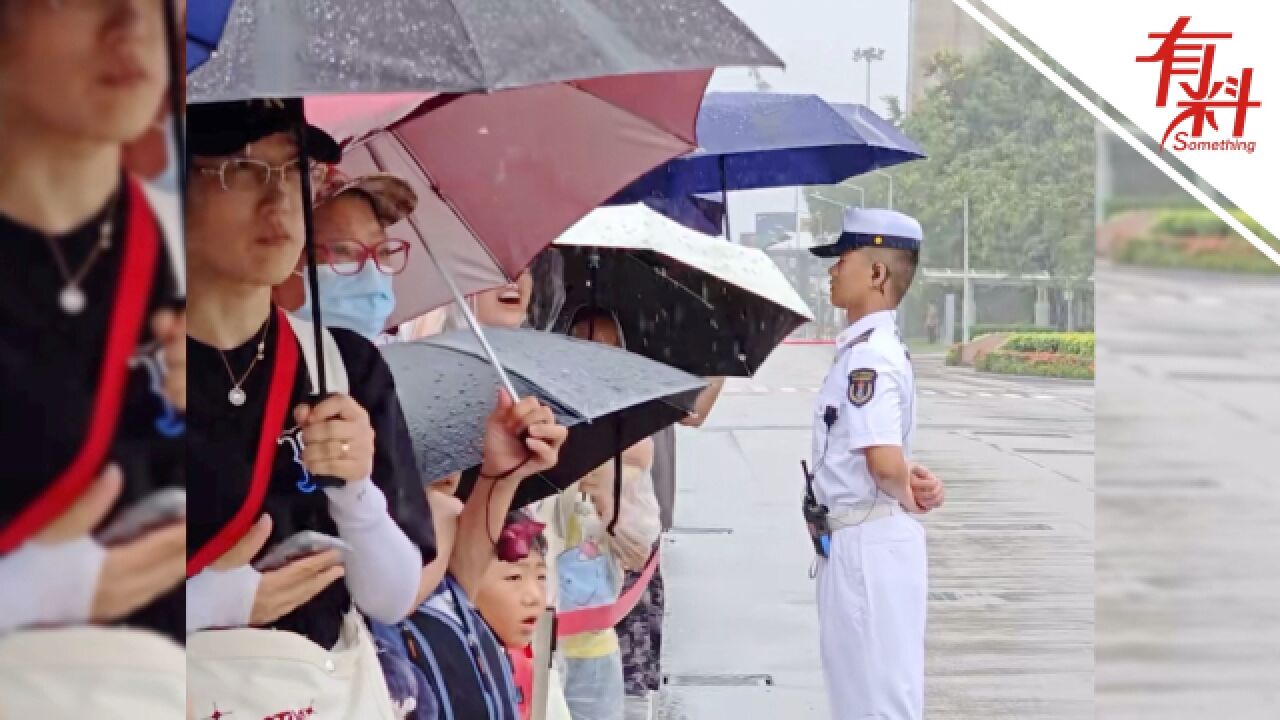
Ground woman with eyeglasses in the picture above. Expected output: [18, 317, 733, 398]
[0, 0, 186, 714]
[274, 168, 414, 342]
[184, 99, 568, 717]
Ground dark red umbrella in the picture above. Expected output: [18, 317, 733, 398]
[307, 71, 712, 398]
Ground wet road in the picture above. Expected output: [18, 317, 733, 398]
[655, 341, 1094, 719]
[1095, 262, 1280, 719]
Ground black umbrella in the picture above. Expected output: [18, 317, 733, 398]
[550, 205, 814, 377]
[186, 0, 781, 101]
[381, 328, 705, 507]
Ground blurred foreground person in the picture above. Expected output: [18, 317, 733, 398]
[0, 1, 186, 715]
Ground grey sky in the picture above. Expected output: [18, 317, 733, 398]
[709, 0, 911, 236]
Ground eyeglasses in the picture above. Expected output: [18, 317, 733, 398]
[318, 239, 411, 276]
[197, 158, 328, 193]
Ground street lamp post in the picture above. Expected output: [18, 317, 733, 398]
[961, 195, 973, 343]
[871, 170, 893, 209]
[852, 47, 886, 108]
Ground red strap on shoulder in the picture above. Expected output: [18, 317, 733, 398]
[556, 546, 661, 637]
[186, 308, 299, 576]
[0, 179, 159, 553]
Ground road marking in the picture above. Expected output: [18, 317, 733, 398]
[948, 391, 967, 397]
[1003, 392, 1022, 398]
[976, 392, 994, 398]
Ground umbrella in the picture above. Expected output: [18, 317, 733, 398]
[186, 0, 781, 102]
[551, 205, 813, 377]
[607, 92, 926, 237]
[307, 70, 716, 331]
[185, 0, 233, 73]
[642, 193, 726, 236]
[186, 2, 780, 402]
[381, 328, 705, 507]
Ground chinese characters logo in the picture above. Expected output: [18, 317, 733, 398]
[1137, 17, 1260, 154]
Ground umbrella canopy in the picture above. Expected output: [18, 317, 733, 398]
[642, 193, 726, 236]
[382, 329, 704, 507]
[551, 205, 813, 377]
[307, 70, 715, 329]
[185, 0, 233, 72]
[608, 92, 926, 226]
[187, 0, 781, 102]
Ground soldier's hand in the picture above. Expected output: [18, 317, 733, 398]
[909, 463, 944, 512]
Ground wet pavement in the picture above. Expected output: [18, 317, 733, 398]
[1095, 262, 1280, 719]
[656, 340, 1094, 719]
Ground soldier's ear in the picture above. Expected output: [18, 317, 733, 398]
[871, 262, 890, 292]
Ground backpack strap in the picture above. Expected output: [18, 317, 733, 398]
[283, 311, 350, 396]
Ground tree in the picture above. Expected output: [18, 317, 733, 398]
[806, 41, 1095, 283]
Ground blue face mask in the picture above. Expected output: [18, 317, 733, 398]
[294, 263, 396, 340]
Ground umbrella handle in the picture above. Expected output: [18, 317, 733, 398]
[303, 392, 347, 490]
[418, 240, 521, 402]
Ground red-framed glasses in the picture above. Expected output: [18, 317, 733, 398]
[316, 239, 411, 276]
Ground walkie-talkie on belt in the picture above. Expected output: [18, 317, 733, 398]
[801, 460, 831, 558]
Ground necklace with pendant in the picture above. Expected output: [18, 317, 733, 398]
[219, 314, 272, 407]
[40, 190, 120, 315]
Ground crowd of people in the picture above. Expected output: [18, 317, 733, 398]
[0, 3, 719, 714]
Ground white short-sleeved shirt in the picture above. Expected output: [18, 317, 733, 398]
[810, 310, 916, 510]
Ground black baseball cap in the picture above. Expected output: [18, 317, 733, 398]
[187, 98, 341, 163]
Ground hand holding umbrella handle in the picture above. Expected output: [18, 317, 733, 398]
[304, 392, 348, 490]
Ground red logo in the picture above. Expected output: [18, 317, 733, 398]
[1137, 17, 1260, 153]
[201, 702, 317, 720]
[262, 706, 315, 720]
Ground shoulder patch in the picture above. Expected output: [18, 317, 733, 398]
[847, 368, 877, 407]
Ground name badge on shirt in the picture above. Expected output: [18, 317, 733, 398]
[847, 368, 877, 407]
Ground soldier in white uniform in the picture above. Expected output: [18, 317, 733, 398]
[805, 208, 945, 720]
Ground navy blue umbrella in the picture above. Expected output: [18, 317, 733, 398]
[608, 92, 926, 235]
[641, 193, 726, 236]
[186, 0, 233, 73]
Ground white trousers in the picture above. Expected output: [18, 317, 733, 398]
[816, 512, 927, 720]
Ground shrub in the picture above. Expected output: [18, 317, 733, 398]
[1152, 208, 1276, 244]
[944, 344, 961, 366]
[1002, 332, 1095, 356]
[971, 323, 1061, 336]
[976, 349, 1094, 380]
[1115, 235, 1280, 274]
[1104, 196, 1206, 218]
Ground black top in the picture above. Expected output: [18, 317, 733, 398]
[0, 180, 184, 640]
[188, 315, 436, 649]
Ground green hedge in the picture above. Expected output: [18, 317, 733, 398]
[976, 350, 1094, 380]
[971, 323, 1060, 336]
[1152, 208, 1275, 244]
[1115, 235, 1280, 274]
[945, 344, 961, 366]
[1002, 332, 1095, 356]
[1104, 195, 1206, 218]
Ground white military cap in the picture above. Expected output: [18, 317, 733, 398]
[809, 207, 923, 257]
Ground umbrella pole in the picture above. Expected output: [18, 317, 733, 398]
[420, 242, 521, 401]
[295, 107, 328, 395]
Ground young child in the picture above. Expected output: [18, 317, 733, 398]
[474, 511, 573, 720]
